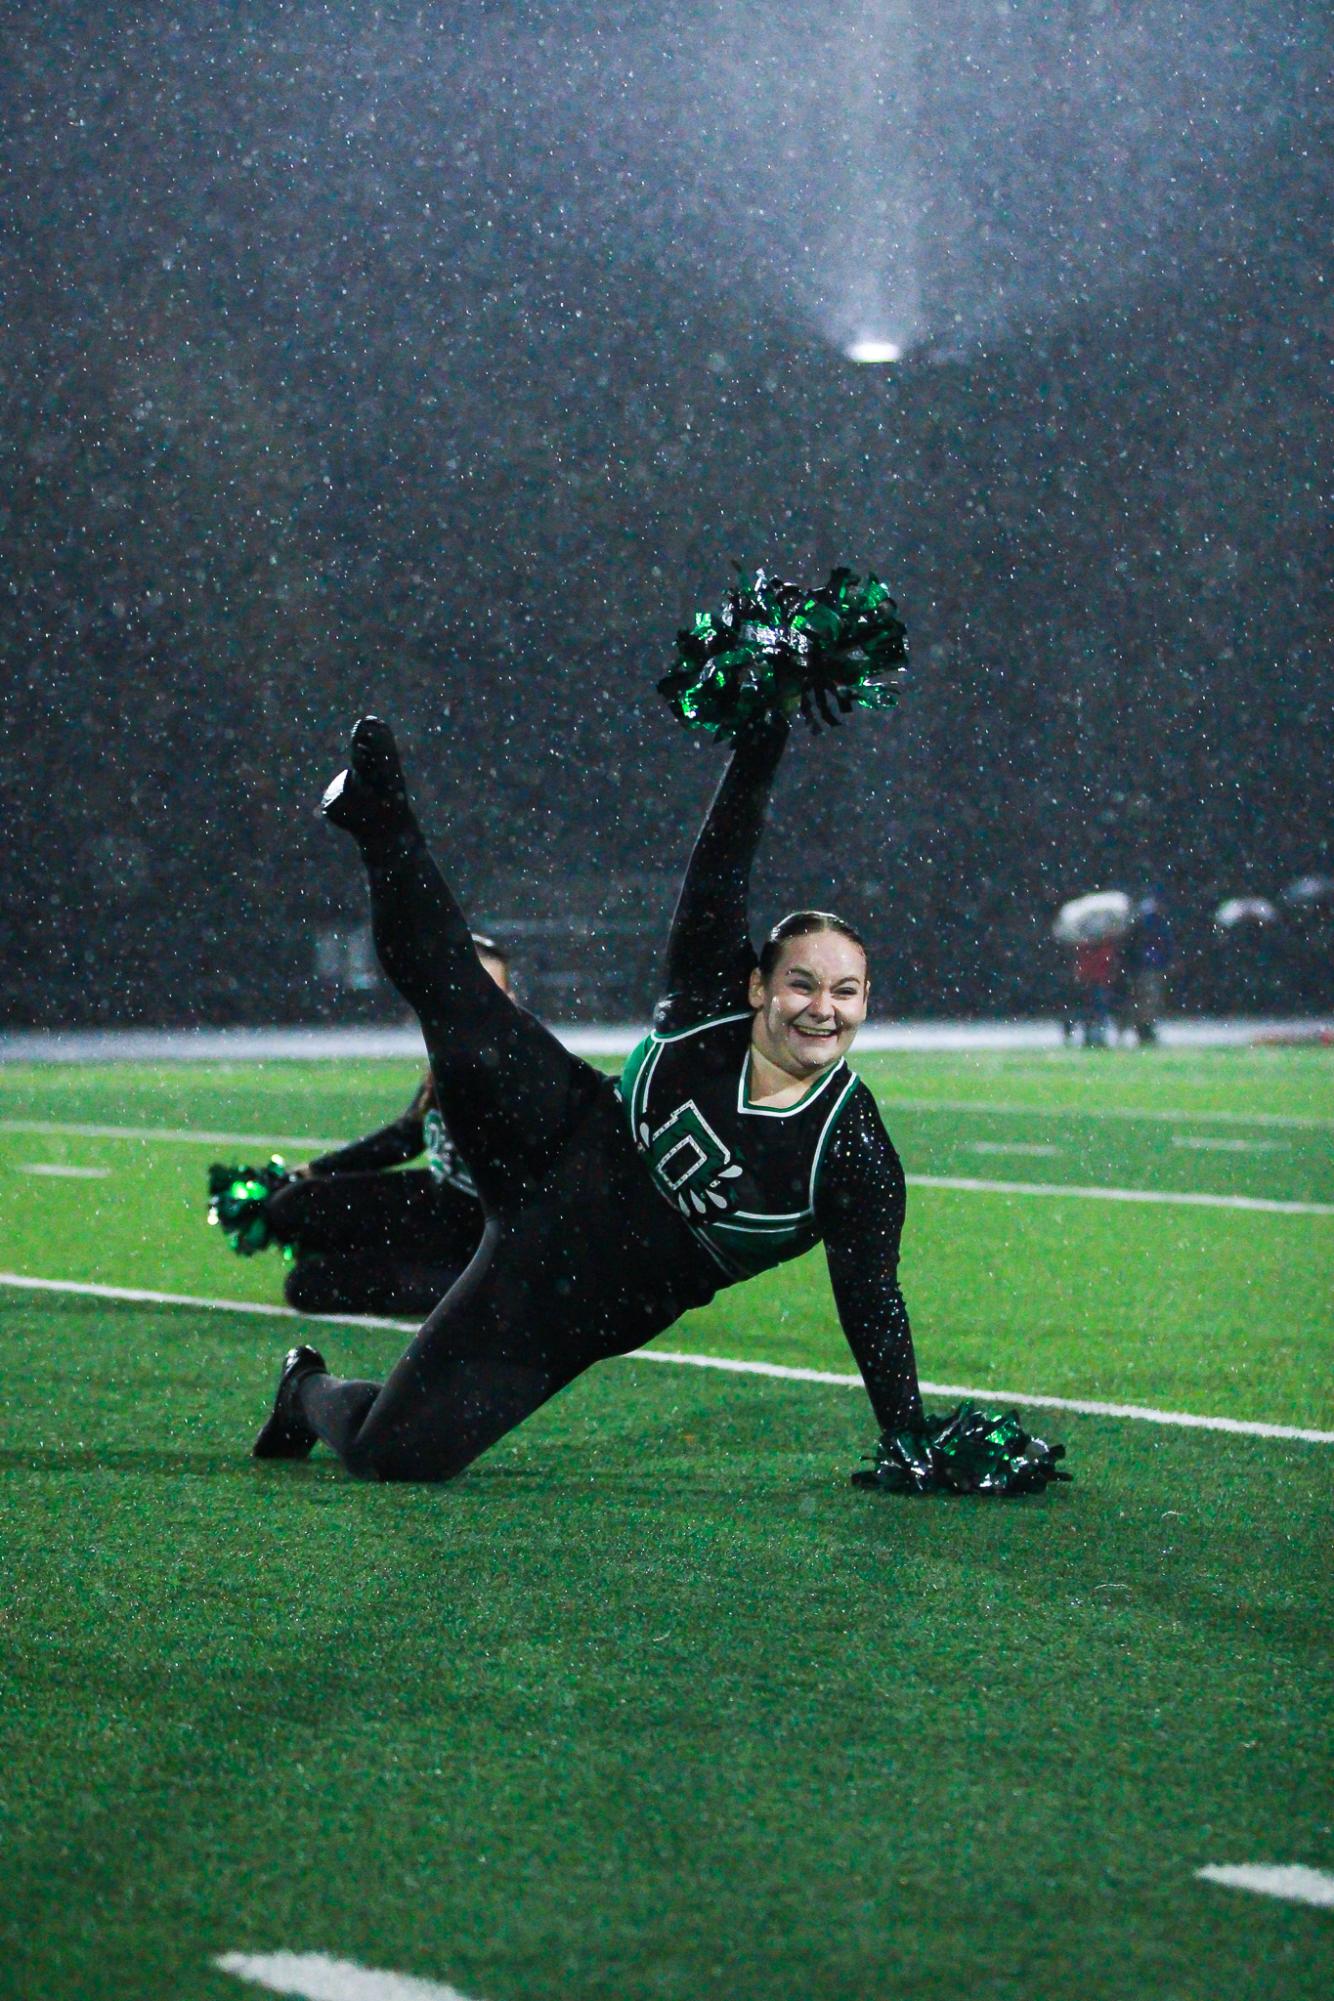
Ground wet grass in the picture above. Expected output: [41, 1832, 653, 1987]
[1, 1050, 1331, 1999]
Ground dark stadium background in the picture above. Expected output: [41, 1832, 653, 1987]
[3, 0, 1328, 1028]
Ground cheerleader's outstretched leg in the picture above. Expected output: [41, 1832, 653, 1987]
[251, 717, 643, 1480]
[323, 717, 605, 1216]
[258, 1189, 633, 1482]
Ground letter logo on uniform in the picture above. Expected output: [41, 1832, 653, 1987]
[638, 1101, 745, 1216]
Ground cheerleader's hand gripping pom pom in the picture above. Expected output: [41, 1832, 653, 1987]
[659, 566, 908, 741]
[206, 1158, 296, 1257]
[852, 1401, 1071, 1497]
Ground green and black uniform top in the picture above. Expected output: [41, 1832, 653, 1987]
[310, 1074, 479, 1202]
[620, 1013, 859, 1281]
[618, 720, 923, 1433]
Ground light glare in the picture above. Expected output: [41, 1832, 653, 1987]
[846, 338, 903, 363]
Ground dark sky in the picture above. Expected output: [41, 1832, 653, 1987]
[2, 1, 1329, 1022]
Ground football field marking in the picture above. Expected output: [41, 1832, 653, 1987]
[16, 1161, 111, 1179]
[0, 1121, 1326, 1214]
[1196, 1864, 1334, 1910]
[965, 1141, 1062, 1157]
[1172, 1136, 1290, 1152]
[6, 1098, 1333, 1146]
[637, 1348, 1334, 1443]
[216, 1951, 484, 2001]
[876, 1097, 1334, 1130]
[908, 1174, 1332, 1216]
[2, 1271, 1331, 1445]
[0, 1118, 351, 1151]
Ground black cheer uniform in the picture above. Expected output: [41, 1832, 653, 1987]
[265, 1076, 485, 1316]
[292, 721, 922, 1481]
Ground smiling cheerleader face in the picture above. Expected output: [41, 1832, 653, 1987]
[747, 931, 870, 1082]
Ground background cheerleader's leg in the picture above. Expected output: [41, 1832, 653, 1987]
[267, 1171, 476, 1263]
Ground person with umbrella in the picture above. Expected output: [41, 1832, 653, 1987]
[1053, 891, 1130, 1048]
[1120, 894, 1175, 1045]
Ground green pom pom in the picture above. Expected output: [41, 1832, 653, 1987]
[852, 1401, 1071, 1496]
[659, 565, 908, 741]
[206, 1158, 295, 1257]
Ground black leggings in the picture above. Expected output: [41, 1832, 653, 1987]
[294, 824, 712, 1482]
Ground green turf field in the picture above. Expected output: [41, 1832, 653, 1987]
[1, 1048, 1331, 2000]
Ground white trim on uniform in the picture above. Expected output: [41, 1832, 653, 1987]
[730, 1208, 810, 1226]
[626, 1037, 664, 1140]
[736, 1045, 849, 1119]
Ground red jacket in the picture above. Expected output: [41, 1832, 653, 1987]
[1074, 937, 1121, 987]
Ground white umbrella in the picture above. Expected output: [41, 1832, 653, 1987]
[1052, 890, 1132, 944]
[1214, 898, 1279, 930]
[1281, 874, 1334, 908]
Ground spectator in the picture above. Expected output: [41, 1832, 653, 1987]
[1121, 896, 1175, 1045]
[1072, 933, 1122, 1048]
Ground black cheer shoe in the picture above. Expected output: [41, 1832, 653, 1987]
[320, 715, 413, 842]
[252, 1344, 327, 1460]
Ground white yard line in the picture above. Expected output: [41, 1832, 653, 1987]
[1172, 1136, 1290, 1152]
[16, 1162, 111, 1179]
[1196, 1864, 1334, 1911]
[965, 1141, 1063, 1156]
[877, 1097, 1334, 1130]
[3, 1272, 1331, 1446]
[217, 1951, 483, 2001]
[909, 1175, 1332, 1216]
[1, 1121, 1325, 1214]
[0, 1272, 387, 1328]
[637, 1349, 1334, 1444]
[0, 1119, 349, 1151]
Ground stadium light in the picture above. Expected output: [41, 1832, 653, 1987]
[845, 338, 903, 363]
